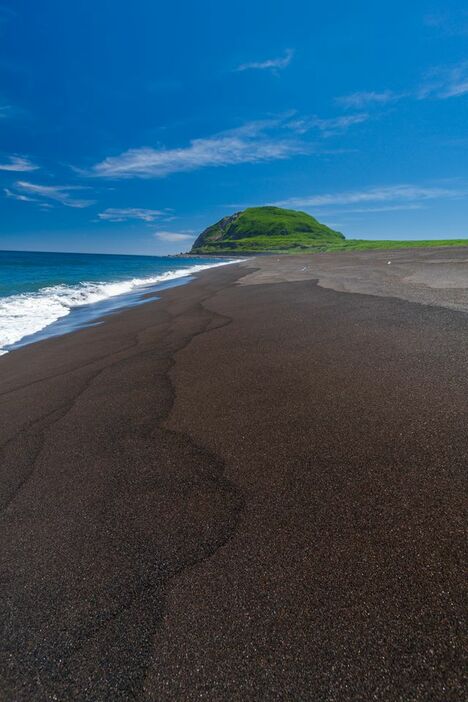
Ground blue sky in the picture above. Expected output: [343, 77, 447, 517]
[0, 0, 467, 254]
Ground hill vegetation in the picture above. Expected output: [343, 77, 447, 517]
[313, 238, 468, 252]
[190, 205, 468, 255]
[190, 206, 344, 253]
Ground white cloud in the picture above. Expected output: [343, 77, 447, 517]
[98, 207, 165, 222]
[338, 62, 468, 109]
[87, 112, 377, 181]
[89, 120, 308, 179]
[288, 113, 369, 136]
[337, 90, 403, 108]
[424, 11, 468, 37]
[236, 49, 294, 73]
[154, 230, 196, 242]
[275, 183, 467, 209]
[0, 155, 38, 172]
[4, 187, 37, 202]
[418, 62, 468, 99]
[4, 186, 54, 210]
[0, 5, 16, 21]
[11, 181, 95, 208]
[334, 204, 425, 213]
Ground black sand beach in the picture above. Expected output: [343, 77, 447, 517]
[0, 249, 467, 701]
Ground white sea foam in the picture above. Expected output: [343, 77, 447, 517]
[0, 260, 241, 355]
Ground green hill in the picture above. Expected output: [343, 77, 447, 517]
[190, 206, 345, 253]
[190, 205, 468, 255]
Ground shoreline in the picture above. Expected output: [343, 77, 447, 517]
[3, 243, 468, 358]
[1, 249, 466, 700]
[0, 257, 243, 356]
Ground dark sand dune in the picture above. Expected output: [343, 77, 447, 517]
[0, 250, 466, 700]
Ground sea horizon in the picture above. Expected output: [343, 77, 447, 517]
[0, 247, 193, 257]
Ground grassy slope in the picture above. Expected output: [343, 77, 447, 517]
[191, 206, 344, 253]
[193, 237, 468, 254]
[226, 207, 344, 241]
[191, 206, 468, 255]
[317, 239, 468, 252]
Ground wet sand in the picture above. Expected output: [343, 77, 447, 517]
[0, 249, 467, 700]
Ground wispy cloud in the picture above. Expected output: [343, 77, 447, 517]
[4, 186, 54, 210]
[235, 49, 294, 73]
[0, 104, 12, 118]
[89, 119, 309, 179]
[337, 90, 403, 109]
[4, 187, 37, 203]
[98, 207, 166, 222]
[0, 155, 38, 172]
[275, 183, 467, 209]
[89, 113, 368, 180]
[154, 230, 195, 242]
[0, 5, 16, 19]
[418, 62, 468, 99]
[334, 204, 425, 213]
[288, 113, 369, 136]
[424, 11, 468, 37]
[338, 61, 468, 109]
[0, 4, 16, 31]
[9, 181, 95, 208]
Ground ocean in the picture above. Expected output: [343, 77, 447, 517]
[0, 250, 239, 355]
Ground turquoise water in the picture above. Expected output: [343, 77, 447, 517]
[0, 250, 237, 354]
